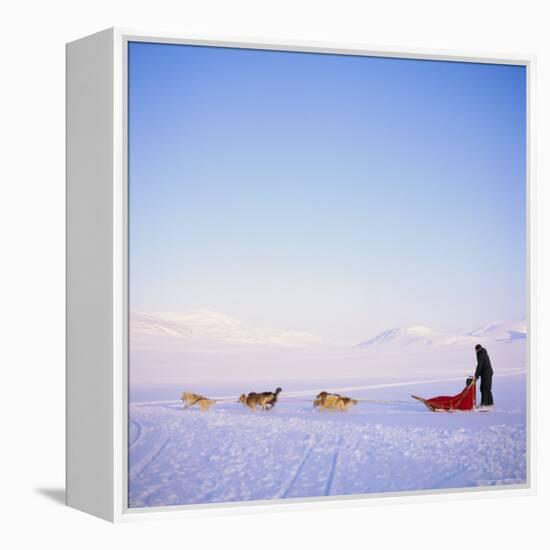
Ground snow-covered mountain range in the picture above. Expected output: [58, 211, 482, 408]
[130, 310, 325, 348]
[131, 310, 526, 349]
[357, 321, 526, 348]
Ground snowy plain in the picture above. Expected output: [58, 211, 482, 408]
[128, 311, 527, 508]
[129, 374, 526, 508]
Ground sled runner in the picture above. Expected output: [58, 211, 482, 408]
[411, 377, 476, 412]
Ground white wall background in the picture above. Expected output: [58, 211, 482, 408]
[0, 0, 547, 546]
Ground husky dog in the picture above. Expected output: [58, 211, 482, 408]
[314, 391, 357, 411]
[239, 392, 260, 410]
[181, 391, 216, 411]
[239, 387, 282, 411]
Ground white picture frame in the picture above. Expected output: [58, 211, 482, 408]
[66, 27, 536, 522]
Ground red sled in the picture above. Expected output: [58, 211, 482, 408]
[412, 377, 476, 411]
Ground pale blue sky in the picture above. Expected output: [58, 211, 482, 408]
[128, 42, 526, 343]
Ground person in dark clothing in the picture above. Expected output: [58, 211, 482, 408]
[474, 344, 494, 406]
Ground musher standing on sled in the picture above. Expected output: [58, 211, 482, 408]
[474, 344, 494, 407]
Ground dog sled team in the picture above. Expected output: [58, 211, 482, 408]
[181, 344, 495, 414]
[181, 388, 357, 412]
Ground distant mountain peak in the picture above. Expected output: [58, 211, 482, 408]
[465, 320, 527, 343]
[357, 320, 526, 348]
[357, 325, 440, 347]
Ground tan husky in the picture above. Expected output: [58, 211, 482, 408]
[181, 391, 216, 411]
[313, 391, 358, 411]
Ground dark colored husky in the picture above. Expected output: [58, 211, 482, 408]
[239, 387, 282, 411]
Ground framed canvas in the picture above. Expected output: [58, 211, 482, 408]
[66, 28, 536, 522]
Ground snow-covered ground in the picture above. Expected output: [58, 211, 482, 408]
[128, 310, 527, 507]
[128, 372, 527, 508]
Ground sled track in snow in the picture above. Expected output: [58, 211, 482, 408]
[324, 436, 342, 496]
[280, 435, 317, 498]
[139, 438, 173, 507]
[433, 464, 470, 489]
[129, 432, 171, 481]
[129, 420, 142, 448]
